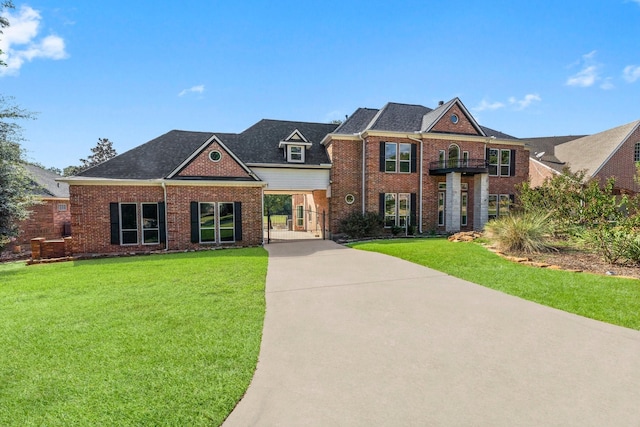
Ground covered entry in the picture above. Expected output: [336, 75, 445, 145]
[264, 192, 327, 242]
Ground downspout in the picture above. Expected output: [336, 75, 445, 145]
[261, 186, 265, 245]
[161, 180, 169, 251]
[408, 135, 423, 233]
[357, 132, 366, 214]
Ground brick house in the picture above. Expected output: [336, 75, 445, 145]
[60, 98, 529, 255]
[9, 164, 71, 251]
[324, 98, 528, 234]
[523, 120, 640, 193]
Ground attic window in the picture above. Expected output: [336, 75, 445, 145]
[450, 114, 459, 124]
[288, 145, 304, 163]
[209, 150, 222, 162]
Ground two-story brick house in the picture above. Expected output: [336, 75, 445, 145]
[324, 98, 528, 234]
[60, 98, 529, 255]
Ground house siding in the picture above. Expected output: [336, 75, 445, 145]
[595, 126, 640, 193]
[70, 184, 262, 255]
[251, 167, 330, 191]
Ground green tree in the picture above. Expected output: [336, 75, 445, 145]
[0, 1, 14, 67]
[64, 138, 117, 175]
[0, 96, 35, 248]
[263, 194, 291, 215]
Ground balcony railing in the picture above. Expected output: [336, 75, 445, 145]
[428, 159, 489, 175]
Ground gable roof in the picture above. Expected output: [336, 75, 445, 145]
[333, 99, 516, 139]
[24, 164, 69, 198]
[519, 135, 585, 172]
[554, 120, 640, 178]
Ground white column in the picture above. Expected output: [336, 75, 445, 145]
[474, 173, 489, 230]
[445, 172, 461, 233]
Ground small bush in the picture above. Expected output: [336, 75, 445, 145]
[579, 226, 640, 264]
[338, 211, 383, 238]
[484, 212, 555, 253]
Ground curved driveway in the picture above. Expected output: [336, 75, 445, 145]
[224, 240, 640, 426]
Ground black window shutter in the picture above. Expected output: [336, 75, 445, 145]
[486, 147, 490, 161]
[110, 202, 120, 245]
[379, 141, 385, 172]
[410, 193, 417, 226]
[379, 193, 385, 219]
[410, 144, 417, 173]
[190, 201, 199, 243]
[158, 202, 166, 245]
[510, 150, 517, 176]
[234, 202, 243, 241]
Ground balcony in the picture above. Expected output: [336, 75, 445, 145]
[428, 159, 489, 176]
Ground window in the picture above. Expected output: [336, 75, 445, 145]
[438, 191, 445, 226]
[119, 203, 138, 245]
[219, 202, 235, 242]
[288, 145, 304, 163]
[462, 151, 469, 167]
[438, 150, 446, 168]
[488, 148, 513, 177]
[635, 142, 640, 163]
[489, 194, 512, 219]
[383, 142, 413, 173]
[461, 192, 468, 226]
[383, 193, 411, 228]
[438, 182, 468, 226]
[57, 203, 68, 212]
[199, 202, 216, 243]
[385, 143, 397, 172]
[141, 203, 159, 244]
[296, 205, 304, 227]
[209, 150, 222, 162]
[399, 143, 411, 173]
[448, 144, 460, 168]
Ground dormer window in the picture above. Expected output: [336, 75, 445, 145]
[279, 129, 312, 163]
[288, 145, 304, 163]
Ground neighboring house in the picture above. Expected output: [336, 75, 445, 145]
[59, 98, 529, 255]
[11, 164, 71, 249]
[523, 120, 640, 193]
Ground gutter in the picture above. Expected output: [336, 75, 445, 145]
[408, 135, 423, 233]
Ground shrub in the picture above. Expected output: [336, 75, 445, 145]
[579, 226, 640, 264]
[338, 211, 383, 238]
[484, 212, 555, 253]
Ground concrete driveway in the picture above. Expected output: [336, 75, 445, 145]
[223, 240, 640, 426]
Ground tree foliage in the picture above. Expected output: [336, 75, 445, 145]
[263, 194, 291, 215]
[0, 96, 35, 248]
[0, 1, 14, 67]
[64, 138, 117, 175]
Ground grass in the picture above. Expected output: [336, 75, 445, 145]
[350, 238, 640, 331]
[0, 248, 268, 426]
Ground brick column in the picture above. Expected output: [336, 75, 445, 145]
[30, 238, 45, 260]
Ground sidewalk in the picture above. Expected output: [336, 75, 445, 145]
[223, 240, 640, 426]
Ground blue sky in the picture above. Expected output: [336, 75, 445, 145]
[2, 0, 640, 170]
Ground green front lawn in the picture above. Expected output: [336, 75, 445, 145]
[0, 248, 268, 426]
[351, 239, 640, 331]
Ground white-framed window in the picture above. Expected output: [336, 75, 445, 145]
[384, 193, 411, 228]
[288, 145, 304, 163]
[199, 202, 235, 243]
[462, 151, 469, 167]
[438, 191, 445, 226]
[218, 202, 235, 242]
[489, 194, 512, 219]
[385, 142, 412, 173]
[461, 192, 468, 226]
[489, 149, 512, 177]
[438, 182, 468, 226]
[199, 202, 216, 243]
[57, 203, 68, 212]
[448, 144, 460, 168]
[296, 205, 304, 227]
[438, 150, 446, 168]
[141, 203, 159, 244]
[119, 203, 138, 245]
[635, 142, 640, 163]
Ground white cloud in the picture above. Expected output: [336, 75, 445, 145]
[623, 65, 640, 83]
[509, 94, 542, 110]
[600, 77, 615, 90]
[473, 99, 505, 112]
[566, 51, 600, 87]
[0, 6, 68, 76]
[178, 85, 205, 97]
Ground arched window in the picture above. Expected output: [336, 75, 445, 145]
[448, 144, 460, 168]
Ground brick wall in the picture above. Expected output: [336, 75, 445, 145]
[70, 184, 263, 255]
[14, 198, 71, 247]
[327, 138, 363, 232]
[595, 126, 640, 193]
[529, 159, 556, 188]
[177, 141, 251, 178]
[431, 104, 481, 135]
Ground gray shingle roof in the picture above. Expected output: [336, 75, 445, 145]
[24, 164, 69, 198]
[520, 135, 585, 172]
[333, 100, 517, 139]
[78, 130, 214, 179]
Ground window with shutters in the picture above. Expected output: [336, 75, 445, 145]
[383, 142, 414, 173]
[119, 203, 138, 245]
[110, 202, 164, 246]
[141, 203, 159, 244]
[194, 202, 238, 244]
